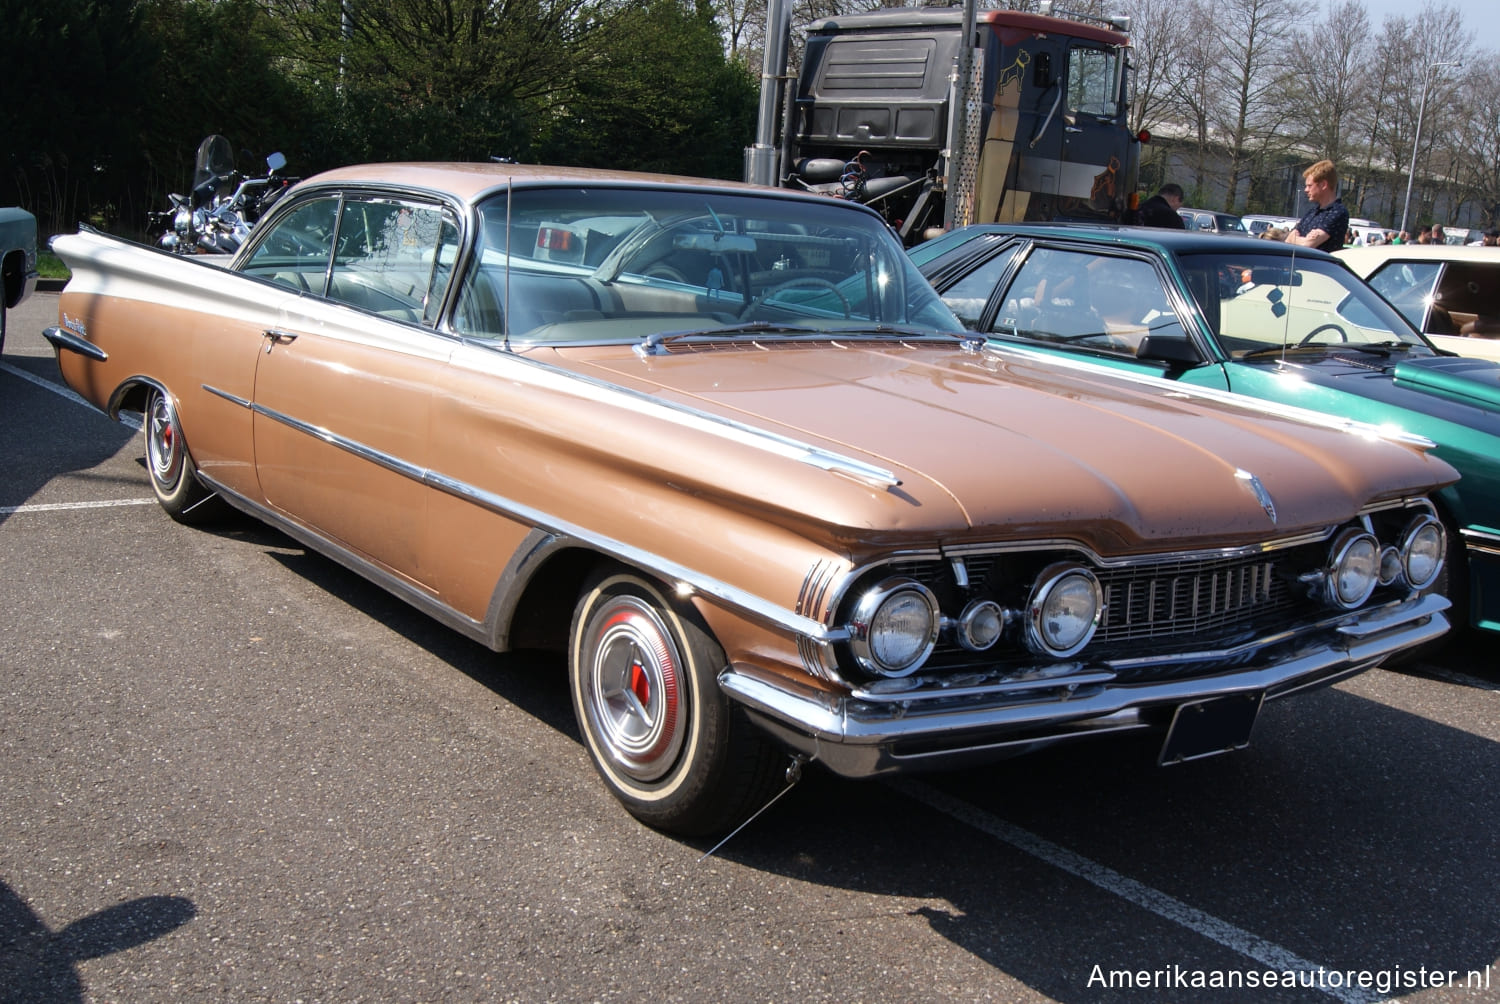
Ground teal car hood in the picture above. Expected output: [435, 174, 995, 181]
[1225, 352, 1500, 440]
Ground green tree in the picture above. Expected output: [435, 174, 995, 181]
[541, 0, 758, 178]
[0, 0, 152, 235]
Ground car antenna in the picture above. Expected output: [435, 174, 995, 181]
[503, 180, 512, 353]
[1278, 240, 1299, 362]
[696, 752, 813, 863]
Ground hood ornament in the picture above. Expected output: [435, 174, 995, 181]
[1235, 468, 1277, 524]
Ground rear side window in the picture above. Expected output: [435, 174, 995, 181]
[240, 197, 339, 292]
[1366, 261, 1442, 330]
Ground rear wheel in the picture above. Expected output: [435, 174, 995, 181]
[144, 388, 220, 523]
[568, 569, 781, 835]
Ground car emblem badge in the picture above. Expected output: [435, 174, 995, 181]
[1235, 469, 1277, 524]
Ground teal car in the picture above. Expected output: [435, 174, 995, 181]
[913, 224, 1500, 635]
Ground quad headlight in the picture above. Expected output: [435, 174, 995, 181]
[848, 578, 940, 677]
[1024, 563, 1102, 657]
[1326, 529, 1380, 608]
[1399, 515, 1445, 590]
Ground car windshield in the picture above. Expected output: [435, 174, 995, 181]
[451, 186, 960, 344]
[1176, 252, 1432, 355]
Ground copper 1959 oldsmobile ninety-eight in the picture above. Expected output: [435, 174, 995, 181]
[46, 163, 1457, 834]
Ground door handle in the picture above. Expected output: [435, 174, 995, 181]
[262, 329, 299, 353]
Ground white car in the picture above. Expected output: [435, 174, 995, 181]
[1338, 244, 1500, 360]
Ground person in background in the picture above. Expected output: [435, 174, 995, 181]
[1433, 223, 1448, 245]
[1284, 160, 1349, 252]
[1136, 183, 1187, 228]
[1416, 224, 1433, 244]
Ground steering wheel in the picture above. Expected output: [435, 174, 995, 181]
[1299, 323, 1349, 345]
[643, 264, 688, 284]
[739, 277, 852, 320]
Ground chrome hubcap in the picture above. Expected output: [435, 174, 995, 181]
[587, 599, 685, 781]
[146, 394, 182, 486]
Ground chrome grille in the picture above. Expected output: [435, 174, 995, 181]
[1097, 556, 1295, 643]
[889, 547, 1312, 663]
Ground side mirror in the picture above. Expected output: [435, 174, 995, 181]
[1136, 334, 1203, 367]
[266, 152, 288, 174]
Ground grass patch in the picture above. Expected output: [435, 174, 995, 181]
[38, 252, 70, 280]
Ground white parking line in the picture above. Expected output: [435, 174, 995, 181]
[889, 779, 1384, 1004]
[0, 360, 141, 431]
[2, 498, 156, 515]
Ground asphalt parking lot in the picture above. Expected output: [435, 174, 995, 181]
[3, 290, 1497, 1003]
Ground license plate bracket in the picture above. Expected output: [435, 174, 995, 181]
[1158, 692, 1264, 765]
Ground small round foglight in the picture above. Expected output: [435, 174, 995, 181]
[1025, 564, 1102, 658]
[1328, 530, 1380, 608]
[1400, 516, 1445, 590]
[849, 579, 939, 677]
[956, 600, 1005, 652]
[1378, 546, 1403, 587]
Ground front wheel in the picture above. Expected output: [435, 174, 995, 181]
[568, 569, 781, 835]
[144, 388, 221, 523]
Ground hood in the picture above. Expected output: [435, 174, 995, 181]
[546, 339, 1457, 554]
[1244, 351, 1500, 440]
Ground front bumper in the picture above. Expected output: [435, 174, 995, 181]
[719, 593, 1450, 777]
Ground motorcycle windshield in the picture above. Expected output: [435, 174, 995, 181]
[192, 135, 236, 189]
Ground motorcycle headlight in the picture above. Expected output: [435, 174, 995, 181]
[848, 578, 939, 677]
[1400, 516, 1445, 590]
[1025, 563, 1102, 657]
[1327, 530, 1379, 608]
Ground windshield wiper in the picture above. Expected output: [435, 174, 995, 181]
[1346, 340, 1414, 355]
[1239, 343, 1336, 360]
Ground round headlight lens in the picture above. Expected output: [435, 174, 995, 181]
[1330, 531, 1379, 608]
[1026, 564, 1102, 657]
[1401, 517, 1445, 589]
[850, 579, 939, 677]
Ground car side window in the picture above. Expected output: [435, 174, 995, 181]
[992, 248, 1185, 356]
[1066, 46, 1120, 119]
[327, 198, 460, 326]
[1366, 262, 1441, 331]
[240, 197, 339, 292]
[936, 252, 1013, 329]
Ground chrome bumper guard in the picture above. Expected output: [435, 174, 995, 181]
[719, 593, 1450, 778]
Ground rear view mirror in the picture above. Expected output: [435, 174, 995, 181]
[266, 152, 288, 173]
[673, 233, 757, 253]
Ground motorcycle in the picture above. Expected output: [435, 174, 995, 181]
[151, 135, 295, 255]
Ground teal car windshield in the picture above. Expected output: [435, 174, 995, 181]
[452, 187, 960, 344]
[1174, 252, 1430, 354]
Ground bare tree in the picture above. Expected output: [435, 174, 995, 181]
[1210, 0, 1311, 213]
[1124, 0, 1189, 137]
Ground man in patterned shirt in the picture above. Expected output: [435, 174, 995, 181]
[1284, 159, 1349, 252]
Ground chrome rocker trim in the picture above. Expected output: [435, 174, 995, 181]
[719, 592, 1451, 778]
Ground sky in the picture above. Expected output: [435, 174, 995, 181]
[1346, 0, 1500, 56]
